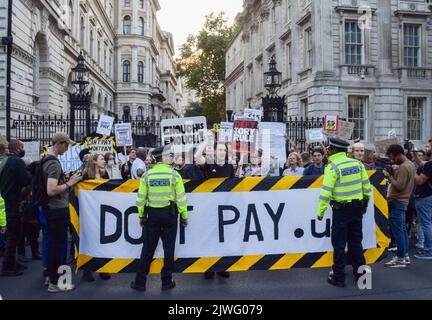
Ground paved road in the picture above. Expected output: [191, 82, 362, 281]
[1, 246, 432, 300]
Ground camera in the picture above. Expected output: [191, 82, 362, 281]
[384, 164, 394, 176]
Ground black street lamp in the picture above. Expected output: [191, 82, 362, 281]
[262, 56, 286, 122]
[69, 52, 92, 140]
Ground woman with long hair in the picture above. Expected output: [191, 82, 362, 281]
[83, 154, 109, 180]
[282, 152, 304, 176]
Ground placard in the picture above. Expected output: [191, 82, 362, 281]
[22, 141, 41, 162]
[218, 122, 234, 143]
[161, 116, 207, 153]
[232, 119, 258, 153]
[374, 138, 400, 155]
[86, 137, 116, 155]
[96, 115, 114, 136]
[305, 129, 325, 144]
[324, 114, 339, 131]
[114, 123, 133, 147]
[243, 108, 263, 122]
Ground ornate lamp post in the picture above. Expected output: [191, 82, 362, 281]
[69, 52, 92, 140]
[262, 56, 286, 122]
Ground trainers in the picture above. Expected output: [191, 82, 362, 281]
[327, 275, 346, 288]
[48, 282, 75, 293]
[388, 246, 398, 252]
[403, 257, 411, 265]
[415, 242, 425, 250]
[414, 252, 432, 260]
[384, 257, 406, 268]
[44, 276, 50, 287]
[130, 281, 146, 291]
[161, 281, 176, 291]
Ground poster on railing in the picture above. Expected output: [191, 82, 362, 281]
[114, 123, 133, 147]
[305, 129, 325, 144]
[161, 116, 207, 153]
[324, 114, 338, 131]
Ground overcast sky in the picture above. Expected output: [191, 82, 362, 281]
[157, 0, 244, 56]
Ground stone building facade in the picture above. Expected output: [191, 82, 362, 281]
[226, 0, 432, 143]
[0, 0, 180, 136]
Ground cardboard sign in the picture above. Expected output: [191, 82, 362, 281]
[336, 120, 355, 140]
[243, 108, 263, 122]
[161, 116, 207, 153]
[87, 137, 116, 155]
[96, 115, 114, 136]
[374, 138, 400, 155]
[388, 129, 397, 139]
[22, 141, 41, 162]
[114, 123, 133, 147]
[232, 120, 258, 153]
[324, 115, 339, 131]
[218, 122, 234, 143]
[305, 129, 325, 143]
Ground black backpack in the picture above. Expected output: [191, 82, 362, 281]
[28, 155, 59, 207]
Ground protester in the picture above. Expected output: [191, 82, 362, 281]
[43, 132, 82, 292]
[145, 150, 156, 170]
[83, 154, 109, 180]
[104, 152, 122, 179]
[383, 144, 416, 267]
[282, 152, 304, 176]
[0, 140, 9, 259]
[130, 147, 147, 179]
[121, 148, 137, 180]
[195, 136, 233, 279]
[237, 149, 265, 177]
[303, 148, 324, 176]
[132, 146, 188, 291]
[174, 152, 204, 180]
[414, 154, 432, 260]
[0, 140, 31, 277]
[78, 148, 91, 172]
[301, 152, 312, 168]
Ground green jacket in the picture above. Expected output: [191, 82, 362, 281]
[136, 163, 188, 220]
[318, 152, 371, 219]
[0, 196, 5, 227]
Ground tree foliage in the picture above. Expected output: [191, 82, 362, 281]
[184, 102, 204, 118]
[177, 12, 239, 124]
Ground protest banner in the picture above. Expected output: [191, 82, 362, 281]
[86, 136, 116, 155]
[71, 173, 389, 273]
[243, 108, 263, 122]
[96, 115, 114, 137]
[114, 123, 133, 147]
[232, 119, 258, 153]
[218, 122, 234, 143]
[22, 141, 40, 162]
[305, 129, 325, 144]
[375, 138, 399, 155]
[161, 116, 207, 153]
[324, 115, 338, 131]
[257, 122, 286, 168]
[44, 143, 86, 173]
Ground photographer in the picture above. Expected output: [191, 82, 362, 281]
[383, 144, 416, 268]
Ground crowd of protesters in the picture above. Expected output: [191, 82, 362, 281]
[0, 128, 431, 293]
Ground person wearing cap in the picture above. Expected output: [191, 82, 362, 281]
[43, 132, 82, 292]
[131, 145, 188, 292]
[318, 137, 372, 287]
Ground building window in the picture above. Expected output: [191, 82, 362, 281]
[286, 43, 292, 79]
[403, 25, 421, 67]
[348, 96, 367, 140]
[300, 99, 308, 119]
[138, 61, 144, 83]
[98, 41, 101, 65]
[69, 1, 74, 31]
[123, 16, 131, 34]
[124, 0, 130, 7]
[345, 20, 363, 65]
[90, 30, 94, 58]
[407, 98, 424, 140]
[80, 17, 85, 48]
[137, 106, 144, 121]
[138, 17, 144, 36]
[305, 28, 313, 68]
[139, 0, 144, 8]
[123, 60, 131, 82]
[123, 106, 131, 122]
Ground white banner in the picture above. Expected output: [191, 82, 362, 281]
[257, 122, 287, 169]
[96, 115, 114, 136]
[23, 141, 40, 162]
[115, 123, 133, 147]
[78, 189, 376, 260]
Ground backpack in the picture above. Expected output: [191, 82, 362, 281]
[28, 155, 60, 208]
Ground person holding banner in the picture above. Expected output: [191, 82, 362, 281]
[131, 146, 188, 292]
[318, 137, 371, 288]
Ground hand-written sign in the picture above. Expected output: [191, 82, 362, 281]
[305, 129, 325, 143]
[114, 123, 133, 147]
[87, 137, 115, 155]
[161, 116, 207, 153]
[375, 138, 400, 155]
[243, 108, 262, 122]
[218, 122, 234, 143]
[96, 115, 114, 136]
[232, 120, 258, 152]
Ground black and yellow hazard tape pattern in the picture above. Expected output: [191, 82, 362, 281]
[70, 171, 390, 274]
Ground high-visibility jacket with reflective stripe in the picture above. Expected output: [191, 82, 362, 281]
[0, 196, 5, 227]
[136, 163, 188, 220]
[318, 152, 372, 218]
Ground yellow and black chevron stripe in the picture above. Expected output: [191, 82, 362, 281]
[70, 172, 390, 274]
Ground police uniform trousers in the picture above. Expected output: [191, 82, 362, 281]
[331, 202, 366, 283]
[135, 206, 178, 286]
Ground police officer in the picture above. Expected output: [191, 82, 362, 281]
[0, 196, 6, 237]
[318, 137, 372, 287]
[131, 145, 188, 291]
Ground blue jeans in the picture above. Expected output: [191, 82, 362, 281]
[415, 196, 432, 256]
[0, 233, 5, 252]
[388, 198, 409, 259]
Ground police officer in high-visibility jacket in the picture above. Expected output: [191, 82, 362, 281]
[131, 145, 188, 291]
[0, 196, 6, 236]
[318, 137, 372, 287]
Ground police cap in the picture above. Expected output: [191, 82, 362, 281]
[329, 137, 350, 149]
[151, 145, 173, 159]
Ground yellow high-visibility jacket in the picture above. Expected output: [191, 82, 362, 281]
[136, 163, 188, 220]
[318, 152, 372, 218]
[0, 196, 5, 227]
